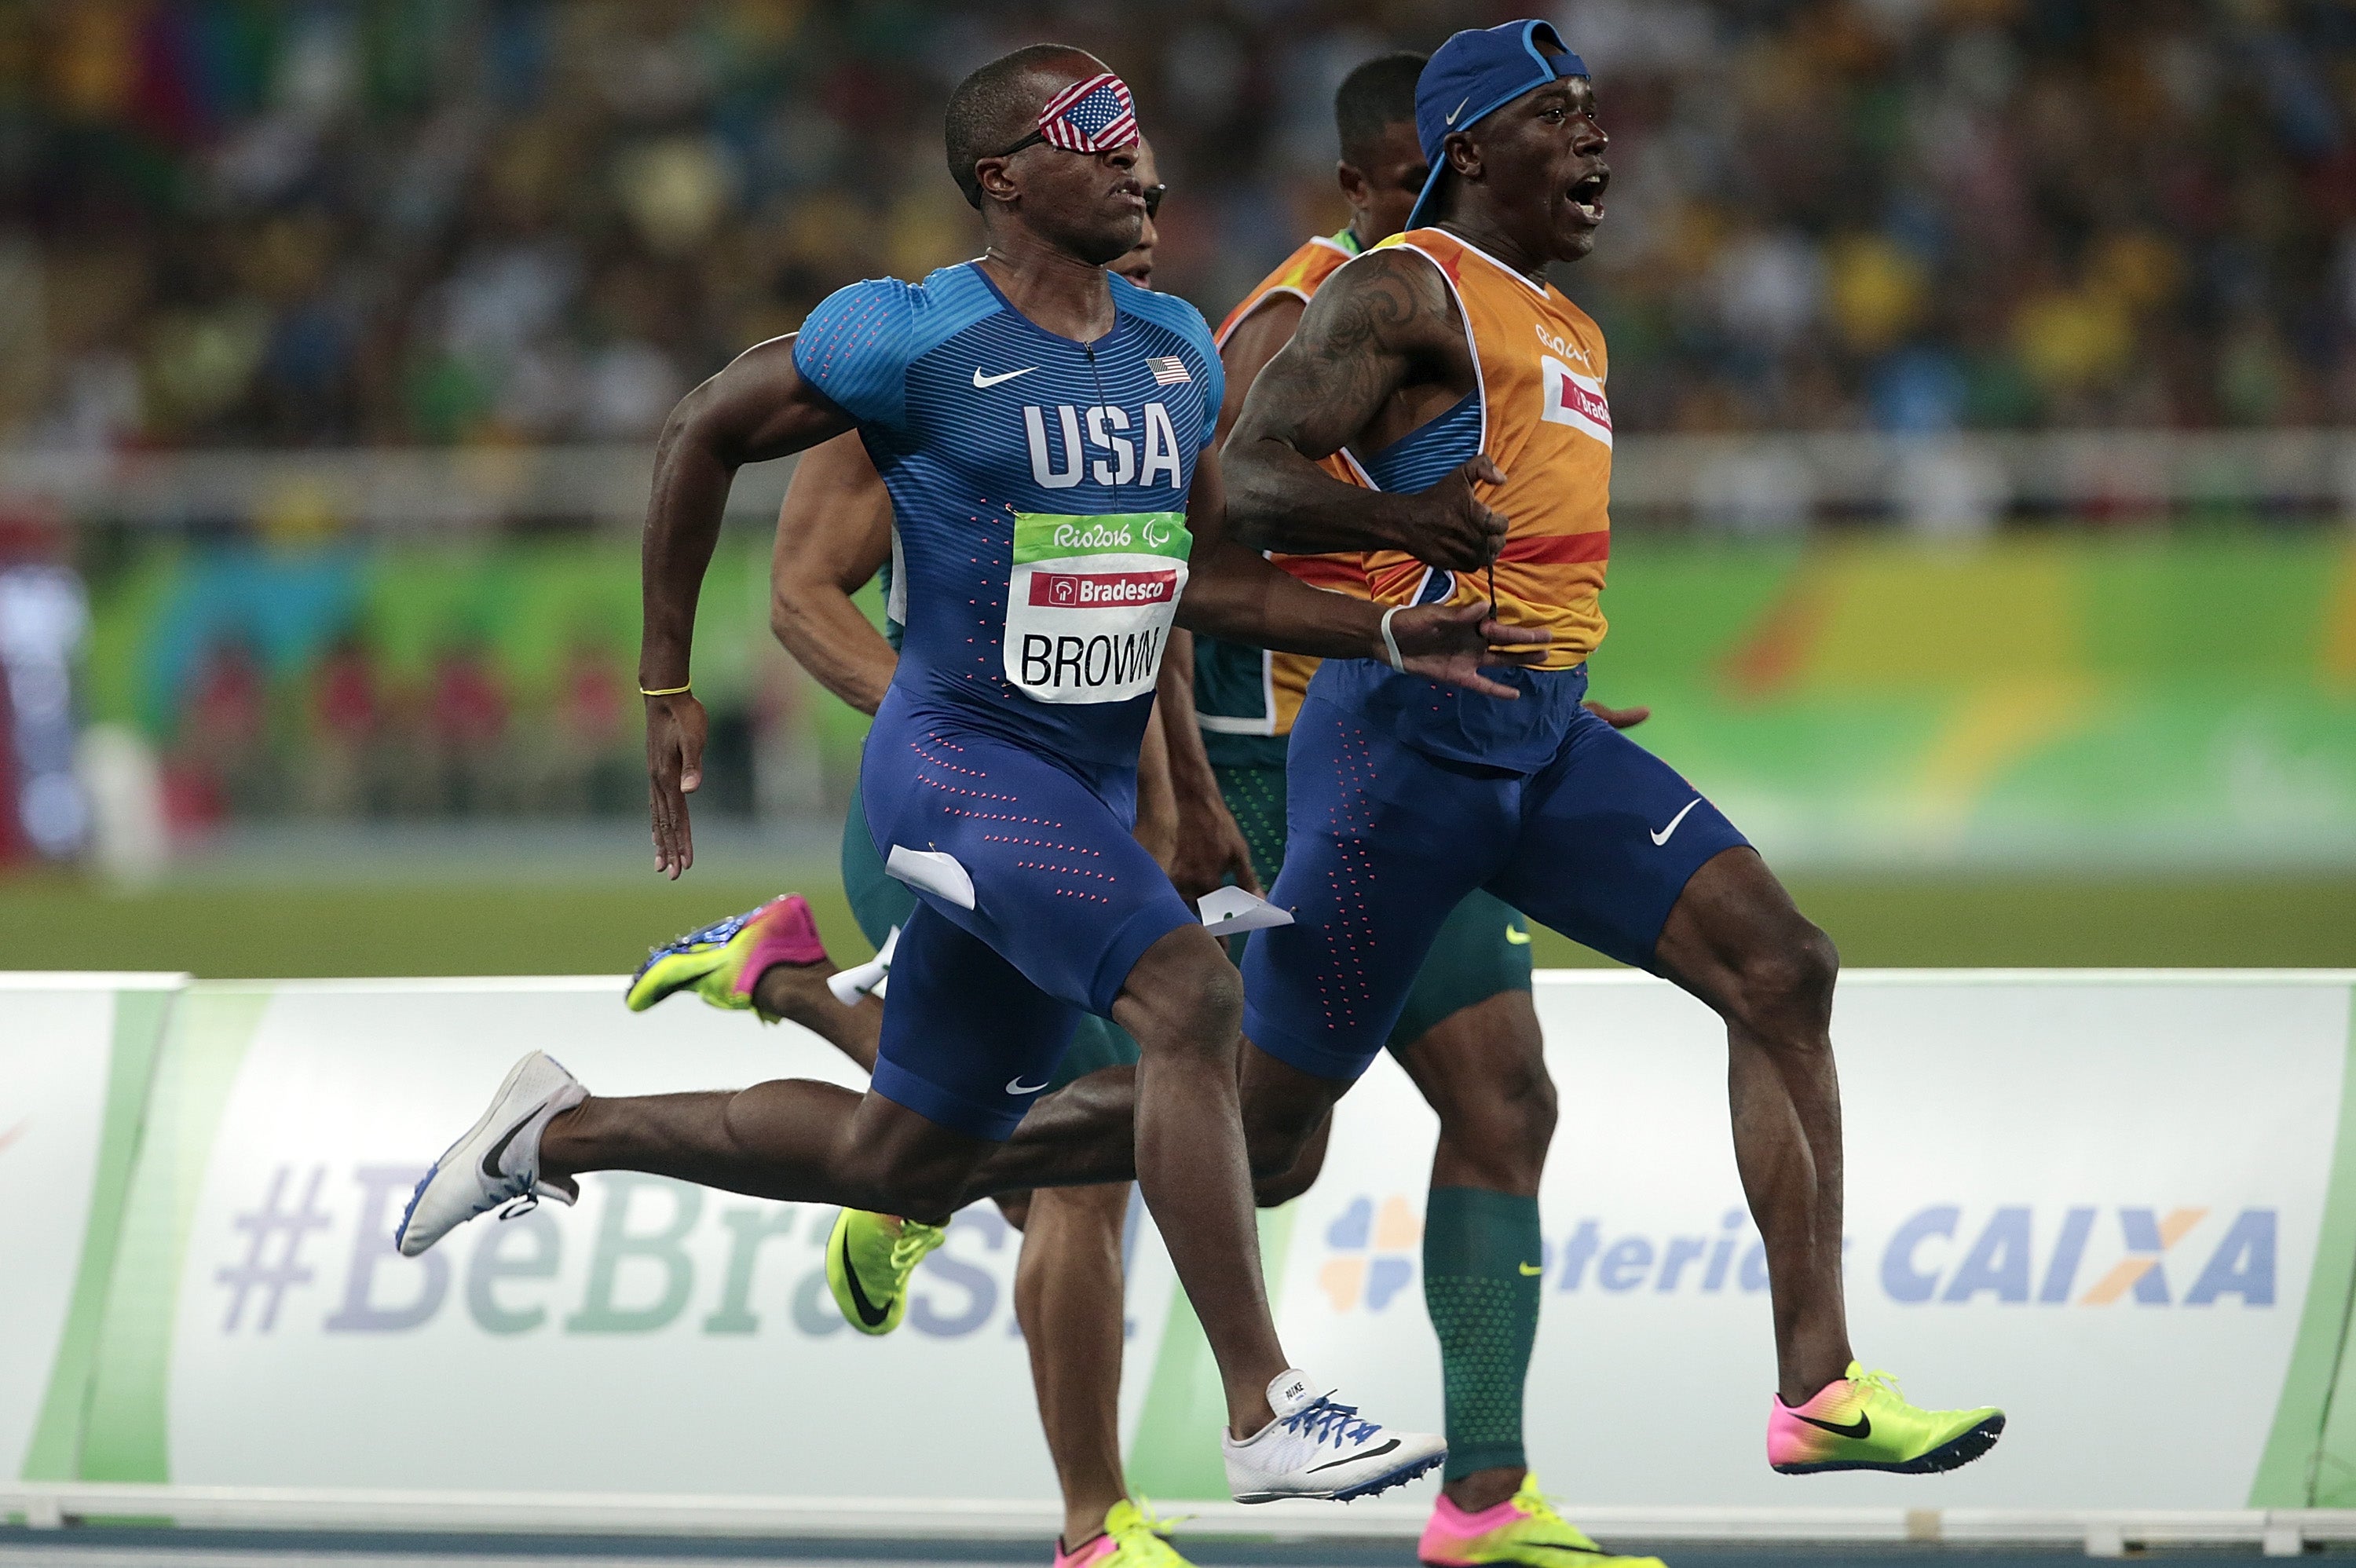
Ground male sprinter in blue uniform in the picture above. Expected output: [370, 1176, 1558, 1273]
[1187, 53, 1659, 1568]
[626, 159, 1209, 1568]
[1220, 24, 2005, 1479]
[396, 46, 1539, 1502]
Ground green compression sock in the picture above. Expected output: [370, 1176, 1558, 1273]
[1422, 1185, 1542, 1481]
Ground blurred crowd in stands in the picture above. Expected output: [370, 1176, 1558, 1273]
[7, 0, 2356, 452]
[8, 0, 2356, 850]
[169, 633, 641, 824]
[140, 604, 794, 840]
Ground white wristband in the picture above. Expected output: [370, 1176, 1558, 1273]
[1378, 605, 1407, 672]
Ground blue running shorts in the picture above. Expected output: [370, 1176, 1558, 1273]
[841, 772, 1143, 1102]
[1240, 673, 1749, 1084]
[857, 691, 1195, 1139]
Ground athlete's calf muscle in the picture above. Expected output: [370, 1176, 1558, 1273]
[1393, 992, 1555, 1197]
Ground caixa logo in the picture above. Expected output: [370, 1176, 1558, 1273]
[1510, 1203, 2270, 1307]
[1882, 1205, 2275, 1307]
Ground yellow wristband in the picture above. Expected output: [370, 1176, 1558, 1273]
[638, 682, 692, 697]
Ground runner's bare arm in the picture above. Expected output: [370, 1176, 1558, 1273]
[1134, 289, 1296, 901]
[1224, 250, 1506, 570]
[1214, 293, 1305, 439]
[1154, 629, 1260, 901]
[643, 333, 854, 877]
[770, 432, 898, 717]
[1177, 446, 1545, 700]
[1135, 700, 1179, 870]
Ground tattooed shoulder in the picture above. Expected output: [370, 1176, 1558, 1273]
[1232, 248, 1464, 456]
[1297, 249, 1456, 362]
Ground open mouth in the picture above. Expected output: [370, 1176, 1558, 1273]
[1569, 170, 1609, 223]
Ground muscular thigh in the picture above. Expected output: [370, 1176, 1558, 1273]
[855, 751, 1144, 1094]
[1486, 707, 1751, 973]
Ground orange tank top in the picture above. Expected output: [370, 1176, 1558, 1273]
[1353, 228, 1611, 669]
[1195, 231, 1372, 755]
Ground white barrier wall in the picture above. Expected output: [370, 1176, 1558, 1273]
[15, 971, 2356, 1511]
[1234, 973, 2356, 1510]
[73, 979, 1065, 1498]
[2, 975, 180, 1485]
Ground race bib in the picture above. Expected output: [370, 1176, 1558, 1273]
[1004, 511, 1191, 704]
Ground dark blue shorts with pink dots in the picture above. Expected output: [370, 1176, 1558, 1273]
[857, 689, 1194, 1140]
[1241, 675, 1751, 1084]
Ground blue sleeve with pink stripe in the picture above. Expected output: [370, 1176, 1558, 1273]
[793, 279, 915, 429]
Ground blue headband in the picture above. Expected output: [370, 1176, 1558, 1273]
[1407, 20, 1590, 232]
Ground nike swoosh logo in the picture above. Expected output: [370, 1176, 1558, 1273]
[1518, 1261, 1544, 1276]
[480, 1112, 536, 1181]
[972, 366, 1037, 388]
[1794, 1410, 1871, 1440]
[1005, 1076, 1049, 1095]
[1504, 923, 1531, 945]
[1308, 1437, 1396, 1471]
[1444, 97, 1470, 125]
[836, 1221, 892, 1329]
[1495, 1546, 1612, 1558]
[1650, 798, 1702, 846]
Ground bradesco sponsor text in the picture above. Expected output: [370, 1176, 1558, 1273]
[1028, 569, 1180, 608]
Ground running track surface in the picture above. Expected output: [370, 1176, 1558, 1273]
[0, 1531, 2343, 1566]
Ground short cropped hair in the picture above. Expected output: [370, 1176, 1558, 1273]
[944, 43, 1097, 210]
[1334, 51, 1427, 169]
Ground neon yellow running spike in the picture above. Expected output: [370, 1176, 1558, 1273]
[1418, 1473, 1664, 1568]
[624, 894, 828, 1023]
[1767, 1361, 2004, 1475]
[1055, 1500, 1194, 1568]
[826, 1209, 946, 1336]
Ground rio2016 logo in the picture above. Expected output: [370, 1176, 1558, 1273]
[1050, 521, 1134, 551]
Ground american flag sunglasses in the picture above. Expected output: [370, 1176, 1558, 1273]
[990, 72, 1140, 159]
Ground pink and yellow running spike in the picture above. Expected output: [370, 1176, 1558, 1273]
[624, 894, 829, 1022]
[1052, 1500, 1191, 1568]
[1767, 1361, 2004, 1475]
[1418, 1473, 1663, 1568]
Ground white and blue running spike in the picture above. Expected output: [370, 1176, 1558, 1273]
[1223, 1369, 1447, 1503]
